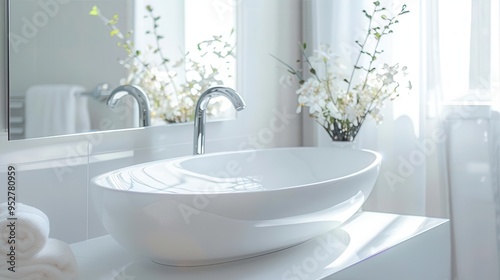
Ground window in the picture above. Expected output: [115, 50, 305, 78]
[438, 0, 499, 102]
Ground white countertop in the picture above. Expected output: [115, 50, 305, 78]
[71, 212, 450, 280]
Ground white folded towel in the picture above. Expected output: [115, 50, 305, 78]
[0, 203, 50, 259]
[0, 238, 79, 280]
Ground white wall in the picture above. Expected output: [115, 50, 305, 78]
[0, 0, 302, 243]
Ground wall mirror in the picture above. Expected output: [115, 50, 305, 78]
[7, 0, 237, 140]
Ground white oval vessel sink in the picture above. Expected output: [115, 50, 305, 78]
[91, 147, 381, 266]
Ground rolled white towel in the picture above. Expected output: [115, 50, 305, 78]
[0, 238, 79, 280]
[0, 203, 50, 259]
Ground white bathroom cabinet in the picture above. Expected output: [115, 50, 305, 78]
[71, 212, 450, 280]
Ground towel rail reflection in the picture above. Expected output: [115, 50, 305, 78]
[81, 83, 111, 101]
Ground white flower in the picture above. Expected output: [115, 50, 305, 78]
[289, 54, 409, 138]
[376, 63, 400, 85]
[279, 74, 294, 87]
[326, 101, 341, 119]
[296, 79, 318, 96]
[311, 43, 334, 63]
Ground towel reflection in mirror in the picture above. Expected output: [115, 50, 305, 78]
[24, 84, 91, 139]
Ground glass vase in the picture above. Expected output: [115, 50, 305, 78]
[330, 138, 360, 149]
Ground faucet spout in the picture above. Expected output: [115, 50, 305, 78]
[193, 87, 246, 155]
[107, 85, 151, 127]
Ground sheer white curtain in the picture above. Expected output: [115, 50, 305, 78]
[302, 0, 435, 217]
[302, 0, 500, 278]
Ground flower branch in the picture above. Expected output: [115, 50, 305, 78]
[273, 1, 411, 142]
[90, 5, 236, 123]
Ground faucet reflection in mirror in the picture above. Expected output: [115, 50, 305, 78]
[90, 5, 236, 125]
[107, 85, 151, 127]
[193, 87, 246, 155]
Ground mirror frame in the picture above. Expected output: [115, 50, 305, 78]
[4, 0, 10, 137]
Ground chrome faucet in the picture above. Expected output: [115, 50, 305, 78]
[107, 85, 151, 127]
[193, 87, 246, 155]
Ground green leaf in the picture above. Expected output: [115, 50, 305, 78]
[381, 14, 387, 20]
[89, 5, 99, 16]
[374, 32, 381, 40]
[362, 10, 371, 19]
[146, 5, 153, 12]
[373, 1, 380, 6]
[310, 68, 316, 75]
[110, 29, 119, 37]
[135, 50, 141, 56]
[399, 4, 409, 15]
